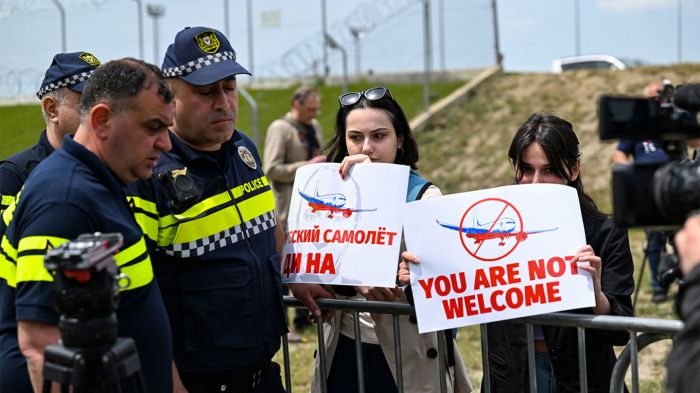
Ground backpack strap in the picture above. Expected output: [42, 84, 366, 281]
[406, 170, 432, 202]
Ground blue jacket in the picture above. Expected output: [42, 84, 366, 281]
[126, 130, 286, 373]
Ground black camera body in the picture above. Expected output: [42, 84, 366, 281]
[598, 82, 700, 229]
[44, 233, 124, 349]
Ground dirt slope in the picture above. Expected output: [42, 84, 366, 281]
[415, 64, 700, 212]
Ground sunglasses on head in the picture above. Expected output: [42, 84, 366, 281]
[338, 87, 392, 108]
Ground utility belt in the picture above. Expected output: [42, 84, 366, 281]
[179, 361, 281, 393]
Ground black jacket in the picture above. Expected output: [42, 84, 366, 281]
[487, 212, 635, 393]
[667, 264, 700, 393]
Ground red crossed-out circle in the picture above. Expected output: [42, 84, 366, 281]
[458, 198, 524, 262]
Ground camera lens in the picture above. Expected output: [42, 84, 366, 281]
[653, 160, 700, 224]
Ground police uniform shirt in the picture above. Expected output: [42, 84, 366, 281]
[0, 130, 54, 392]
[127, 130, 286, 374]
[0, 130, 54, 214]
[1, 135, 173, 392]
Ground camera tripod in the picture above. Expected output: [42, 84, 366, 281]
[42, 337, 147, 393]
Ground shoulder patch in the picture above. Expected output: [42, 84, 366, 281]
[238, 146, 257, 170]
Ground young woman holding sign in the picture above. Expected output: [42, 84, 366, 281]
[487, 112, 634, 393]
[309, 87, 473, 393]
[401, 112, 634, 392]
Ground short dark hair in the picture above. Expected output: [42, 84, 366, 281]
[292, 85, 319, 105]
[80, 58, 173, 121]
[508, 112, 604, 218]
[325, 89, 419, 169]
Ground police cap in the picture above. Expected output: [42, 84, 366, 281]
[36, 51, 101, 99]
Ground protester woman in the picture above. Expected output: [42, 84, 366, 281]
[401, 112, 634, 392]
[310, 87, 472, 393]
[487, 112, 634, 392]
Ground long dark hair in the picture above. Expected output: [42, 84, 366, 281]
[508, 112, 605, 219]
[325, 88, 419, 169]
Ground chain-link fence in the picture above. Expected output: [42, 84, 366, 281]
[0, 0, 499, 104]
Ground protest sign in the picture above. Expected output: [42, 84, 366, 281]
[403, 184, 594, 333]
[281, 163, 409, 287]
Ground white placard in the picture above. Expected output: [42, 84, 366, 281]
[403, 184, 594, 333]
[281, 163, 409, 287]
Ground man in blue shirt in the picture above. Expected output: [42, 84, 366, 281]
[0, 58, 175, 392]
[612, 80, 672, 303]
[0, 51, 100, 392]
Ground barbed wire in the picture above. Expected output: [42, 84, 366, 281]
[0, 0, 104, 19]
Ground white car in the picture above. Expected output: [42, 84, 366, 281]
[551, 55, 644, 73]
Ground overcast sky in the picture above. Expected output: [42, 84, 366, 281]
[0, 0, 698, 100]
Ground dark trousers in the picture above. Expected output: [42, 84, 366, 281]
[327, 334, 397, 393]
[179, 362, 286, 393]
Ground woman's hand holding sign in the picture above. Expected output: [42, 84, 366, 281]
[574, 245, 611, 315]
[398, 251, 419, 286]
[338, 154, 371, 179]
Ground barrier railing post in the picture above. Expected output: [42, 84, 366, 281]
[577, 327, 588, 392]
[437, 330, 448, 393]
[352, 312, 365, 393]
[282, 330, 292, 393]
[629, 331, 639, 393]
[480, 324, 491, 393]
[393, 314, 404, 393]
[316, 316, 328, 393]
[526, 323, 537, 393]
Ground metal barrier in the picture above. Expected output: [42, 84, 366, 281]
[282, 296, 683, 393]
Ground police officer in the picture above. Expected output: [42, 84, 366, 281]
[0, 51, 100, 215]
[0, 51, 100, 392]
[0, 58, 174, 392]
[127, 26, 290, 392]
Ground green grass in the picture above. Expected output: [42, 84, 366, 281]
[0, 104, 45, 159]
[0, 81, 464, 160]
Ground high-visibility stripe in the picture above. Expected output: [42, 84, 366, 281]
[166, 190, 274, 245]
[133, 212, 159, 242]
[2, 198, 16, 226]
[16, 254, 53, 283]
[230, 176, 269, 199]
[1, 194, 15, 212]
[18, 236, 69, 254]
[162, 175, 270, 222]
[0, 252, 16, 287]
[238, 190, 275, 222]
[15, 236, 153, 290]
[1, 236, 17, 261]
[119, 255, 154, 291]
[114, 237, 148, 267]
[16, 236, 69, 283]
[127, 196, 158, 216]
[170, 205, 242, 244]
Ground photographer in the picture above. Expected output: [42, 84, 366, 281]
[667, 214, 700, 392]
[612, 81, 673, 303]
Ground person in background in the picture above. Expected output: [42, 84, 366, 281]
[612, 80, 674, 303]
[0, 51, 100, 393]
[264, 85, 326, 342]
[666, 213, 700, 393]
[310, 86, 473, 393]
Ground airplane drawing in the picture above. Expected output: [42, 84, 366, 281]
[436, 214, 557, 246]
[298, 188, 377, 219]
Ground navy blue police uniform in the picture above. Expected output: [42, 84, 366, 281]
[0, 51, 100, 392]
[1, 136, 173, 393]
[127, 130, 286, 392]
[124, 26, 286, 393]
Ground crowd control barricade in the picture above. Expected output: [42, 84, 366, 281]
[281, 296, 683, 393]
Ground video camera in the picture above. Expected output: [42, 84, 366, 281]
[598, 81, 700, 229]
[44, 232, 127, 348]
